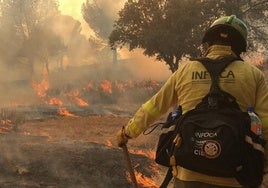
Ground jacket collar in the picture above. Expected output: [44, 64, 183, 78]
[204, 45, 239, 59]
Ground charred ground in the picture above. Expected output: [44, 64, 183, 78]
[0, 114, 168, 188]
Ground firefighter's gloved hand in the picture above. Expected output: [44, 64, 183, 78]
[116, 126, 130, 147]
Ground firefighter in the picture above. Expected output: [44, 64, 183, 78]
[116, 15, 268, 187]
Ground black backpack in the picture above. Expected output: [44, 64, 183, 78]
[154, 56, 265, 187]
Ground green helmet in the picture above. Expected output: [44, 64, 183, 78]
[202, 15, 248, 52]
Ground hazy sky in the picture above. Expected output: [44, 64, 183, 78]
[58, 0, 125, 38]
[58, 0, 85, 20]
[57, 0, 171, 80]
[58, 0, 92, 37]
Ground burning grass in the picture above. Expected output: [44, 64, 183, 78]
[30, 73, 162, 118]
[0, 66, 167, 187]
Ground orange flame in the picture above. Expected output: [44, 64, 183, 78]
[32, 77, 49, 99]
[114, 81, 125, 92]
[48, 97, 63, 106]
[129, 149, 155, 161]
[58, 107, 78, 117]
[32, 74, 162, 117]
[125, 149, 159, 187]
[105, 140, 113, 147]
[74, 98, 89, 107]
[126, 170, 158, 188]
[31, 70, 79, 117]
[83, 81, 93, 90]
[100, 80, 112, 94]
[66, 89, 89, 107]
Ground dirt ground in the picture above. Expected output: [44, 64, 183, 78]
[0, 114, 170, 188]
[1, 112, 268, 188]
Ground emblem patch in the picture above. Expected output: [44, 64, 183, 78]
[202, 140, 221, 159]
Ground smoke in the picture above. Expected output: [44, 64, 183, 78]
[59, 0, 93, 38]
[58, 0, 125, 38]
[119, 48, 171, 81]
[97, 0, 125, 20]
[57, 0, 171, 80]
[0, 0, 172, 109]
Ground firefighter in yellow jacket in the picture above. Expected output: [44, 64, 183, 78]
[116, 15, 268, 187]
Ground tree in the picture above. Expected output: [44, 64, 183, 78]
[219, 0, 268, 51]
[109, 0, 219, 72]
[82, 0, 119, 40]
[19, 26, 66, 74]
[0, 0, 63, 74]
[0, 0, 24, 67]
[109, 0, 268, 72]
[82, 0, 124, 63]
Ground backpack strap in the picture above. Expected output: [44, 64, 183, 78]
[196, 56, 240, 92]
[192, 56, 242, 108]
[159, 167, 173, 188]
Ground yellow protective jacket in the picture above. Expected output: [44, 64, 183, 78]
[124, 45, 268, 187]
